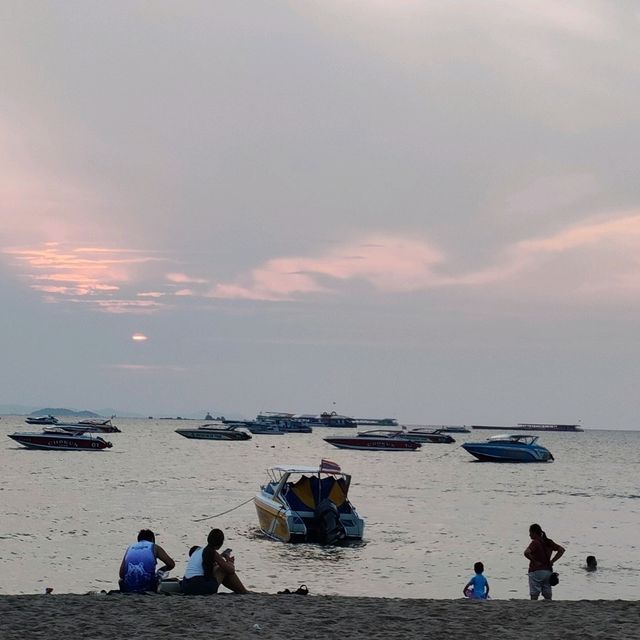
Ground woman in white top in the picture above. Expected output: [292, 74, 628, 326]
[182, 529, 248, 594]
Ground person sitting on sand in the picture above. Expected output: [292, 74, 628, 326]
[524, 523, 565, 600]
[585, 555, 597, 571]
[119, 529, 175, 593]
[463, 561, 490, 599]
[182, 528, 248, 595]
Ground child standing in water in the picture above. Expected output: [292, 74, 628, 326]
[463, 562, 490, 599]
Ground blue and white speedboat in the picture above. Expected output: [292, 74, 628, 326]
[461, 434, 554, 463]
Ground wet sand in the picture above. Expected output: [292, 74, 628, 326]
[1, 594, 638, 640]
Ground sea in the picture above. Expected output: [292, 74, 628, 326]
[1, 417, 638, 599]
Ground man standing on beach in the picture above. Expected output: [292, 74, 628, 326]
[119, 529, 175, 593]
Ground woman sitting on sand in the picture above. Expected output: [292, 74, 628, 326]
[524, 523, 565, 600]
[182, 529, 248, 595]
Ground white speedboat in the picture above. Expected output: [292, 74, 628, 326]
[25, 415, 59, 425]
[254, 460, 365, 544]
[54, 418, 121, 433]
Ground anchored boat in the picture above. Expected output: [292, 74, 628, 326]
[175, 423, 252, 440]
[462, 434, 554, 462]
[8, 428, 113, 451]
[254, 460, 364, 544]
[324, 430, 422, 450]
[399, 427, 456, 443]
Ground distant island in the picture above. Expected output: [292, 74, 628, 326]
[29, 408, 102, 418]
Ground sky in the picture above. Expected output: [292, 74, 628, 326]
[2, 1, 640, 427]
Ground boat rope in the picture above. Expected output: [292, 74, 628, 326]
[428, 445, 463, 461]
[193, 496, 255, 522]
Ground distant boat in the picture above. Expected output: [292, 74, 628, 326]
[54, 418, 121, 433]
[8, 428, 113, 451]
[324, 430, 421, 451]
[256, 412, 312, 433]
[397, 427, 456, 443]
[471, 423, 583, 433]
[431, 425, 470, 434]
[296, 412, 357, 428]
[352, 417, 399, 427]
[462, 434, 554, 462]
[175, 423, 251, 441]
[25, 415, 59, 425]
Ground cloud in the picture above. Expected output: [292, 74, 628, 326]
[208, 235, 444, 301]
[166, 272, 209, 284]
[208, 214, 640, 302]
[2, 242, 170, 311]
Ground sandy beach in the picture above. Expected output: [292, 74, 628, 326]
[2, 594, 638, 640]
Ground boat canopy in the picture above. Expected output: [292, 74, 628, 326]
[270, 464, 344, 475]
[488, 434, 538, 443]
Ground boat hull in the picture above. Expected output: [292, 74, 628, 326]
[254, 493, 365, 543]
[324, 437, 421, 451]
[8, 432, 112, 451]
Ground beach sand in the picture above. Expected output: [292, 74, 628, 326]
[1, 594, 638, 640]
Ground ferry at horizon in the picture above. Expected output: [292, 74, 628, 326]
[471, 423, 583, 433]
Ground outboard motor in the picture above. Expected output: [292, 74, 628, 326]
[313, 498, 346, 545]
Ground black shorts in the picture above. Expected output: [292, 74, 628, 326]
[181, 575, 219, 595]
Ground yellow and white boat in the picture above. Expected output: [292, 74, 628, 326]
[254, 460, 365, 544]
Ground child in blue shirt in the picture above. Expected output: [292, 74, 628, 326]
[463, 562, 490, 599]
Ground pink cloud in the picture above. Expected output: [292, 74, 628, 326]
[3, 242, 169, 312]
[208, 215, 640, 301]
[209, 235, 444, 300]
[166, 272, 208, 284]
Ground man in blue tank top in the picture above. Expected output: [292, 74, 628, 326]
[119, 529, 175, 593]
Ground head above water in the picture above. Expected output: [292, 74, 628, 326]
[137, 529, 155, 543]
[474, 562, 484, 574]
[586, 555, 597, 569]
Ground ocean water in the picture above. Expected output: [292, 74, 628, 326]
[1, 417, 638, 599]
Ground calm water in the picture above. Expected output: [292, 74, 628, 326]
[1, 417, 638, 599]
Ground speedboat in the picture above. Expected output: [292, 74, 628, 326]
[8, 428, 113, 451]
[462, 434, 554, 462]
[25, 415, 59, 425]
[398, 427, 456, 443]
[324, 430, 421, 450]
[254, 460, 364, 544]
[434, 425, 470, 434]
[55, 418, 121, 433]
[175, 423, 252, 441]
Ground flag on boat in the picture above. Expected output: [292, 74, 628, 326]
[320, 459, 341, 474]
